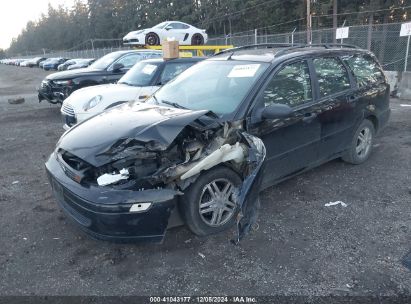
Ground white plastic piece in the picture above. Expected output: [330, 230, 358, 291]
[142, 64, 158, 75]
[181, 143, 245, 180]
[97, 168, 129, 186]
[324, 201, 348, 207]
[129, 202, 152, 213]
[228, 64, 260, 78]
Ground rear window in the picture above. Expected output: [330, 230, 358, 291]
[313, 57, 351, 97]
[342, 54, 385, 87]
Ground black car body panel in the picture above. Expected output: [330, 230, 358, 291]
[59, 103, 210, 167]
[46, 45, 390, 243]
[38, 50, 161, 104]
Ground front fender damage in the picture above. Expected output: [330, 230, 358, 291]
[93, 119, 266, 242]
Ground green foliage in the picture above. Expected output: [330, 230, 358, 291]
[7, 0, 411, 55]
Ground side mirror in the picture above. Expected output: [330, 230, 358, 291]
[261, 103, 293, 120]
[112, 63, 124, 72]
[165, 26, 173, 31]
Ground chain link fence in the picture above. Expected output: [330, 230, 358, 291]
[208, 22, 410, 72]
[15, 22, 411, 72]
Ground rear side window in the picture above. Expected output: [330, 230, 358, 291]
[160, 62, 195, 84]
[342, 54, 385, 87]
[263, 61, 312, 107]
[116, 54, 142, 68]
[313, 57, 350, 97]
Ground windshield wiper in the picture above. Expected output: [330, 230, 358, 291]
[152, 95, 159, 105]
[118, 81, 131, 86]
[161, 100, 188, 110]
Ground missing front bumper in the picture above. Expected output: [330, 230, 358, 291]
[46, 153, 179, 243]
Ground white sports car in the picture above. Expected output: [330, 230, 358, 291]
[123, 21, 208, 46]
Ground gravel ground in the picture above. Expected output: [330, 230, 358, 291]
[0, 64, 410, 298]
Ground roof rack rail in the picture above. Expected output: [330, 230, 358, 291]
[274, 43, 359, 57]
[214, 43, 304, 56]
[214, 43, 359, 57]
[310, 43, 359, 49]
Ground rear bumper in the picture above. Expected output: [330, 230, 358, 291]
[45, 153, 178, 243]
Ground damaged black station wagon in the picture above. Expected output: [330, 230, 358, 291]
[46, 44, 390, 243]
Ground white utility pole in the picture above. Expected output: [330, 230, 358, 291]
[306, 0, 312, 44]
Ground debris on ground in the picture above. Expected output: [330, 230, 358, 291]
[198, 252, 205, 259]
[324, 201, 348, 207]
[12, 181, 20, 185]
[8, 97, 25, 104]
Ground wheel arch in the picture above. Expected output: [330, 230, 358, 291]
[364, 114, 379, 132]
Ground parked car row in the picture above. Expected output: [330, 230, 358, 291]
[40, 44, 390, 243]
[0, 56, 95, 71]
[38, 50, 163, 104]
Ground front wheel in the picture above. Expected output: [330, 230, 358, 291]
[342, 119, 375, 164]
[180, 166, 241, 236]
[191, 34, 204, 45]
[145, 33, 160, 46]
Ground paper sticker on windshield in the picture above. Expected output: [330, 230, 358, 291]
[142, 64, 157, 75]
[228, 64, 260, 78]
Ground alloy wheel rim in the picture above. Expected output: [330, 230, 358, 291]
[356, 127, 372, 158]
[147, 35, 157, 45]
[198, 179, 237, 227]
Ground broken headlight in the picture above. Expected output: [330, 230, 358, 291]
[83, 95, 102, 111]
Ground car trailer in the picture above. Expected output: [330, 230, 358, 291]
[136, 45, 234, 57]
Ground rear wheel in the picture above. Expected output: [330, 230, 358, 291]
[181, 166, 241, 236]
[191, 34, 204, 45]
[145, 33, 160, 46]
[342, 119, 375, 164]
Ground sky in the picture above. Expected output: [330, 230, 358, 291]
[0, 0, 74, 49]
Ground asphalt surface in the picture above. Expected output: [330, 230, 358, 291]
[0, 64, 410, 297]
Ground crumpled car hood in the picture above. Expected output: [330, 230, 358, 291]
[58, 102, 209, 167]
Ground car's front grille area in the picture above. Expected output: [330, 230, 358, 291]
[61, 103, 75, 116]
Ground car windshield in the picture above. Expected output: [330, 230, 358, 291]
[154, 22, 168, 29]
[89, 52, 122, 70]
[118, 61, 161, 87]
[149, 60, 269, 115]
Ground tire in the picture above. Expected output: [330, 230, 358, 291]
[180, 166, 242, 236]
[191, 34, 204, 45]
[342, 119, 375, 164]
[145, 33, 160, 46]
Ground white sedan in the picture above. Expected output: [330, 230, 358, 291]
[61, 57, 203, 129]
[123, 21, 208, 46]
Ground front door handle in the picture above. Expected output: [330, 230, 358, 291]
[302, 112, 317, 123]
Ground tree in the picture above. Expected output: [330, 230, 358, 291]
[6, 0, 411, 55]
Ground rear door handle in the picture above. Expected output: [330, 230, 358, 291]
[302, 112, 317, 123]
